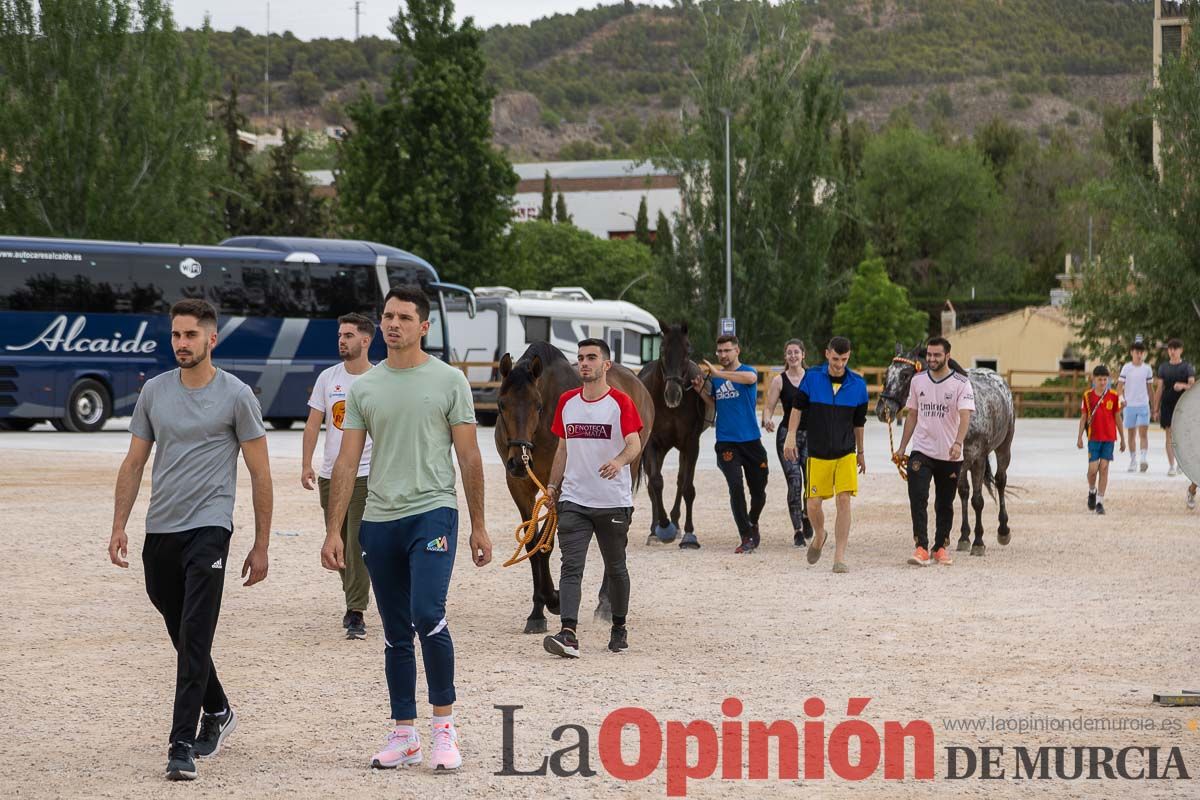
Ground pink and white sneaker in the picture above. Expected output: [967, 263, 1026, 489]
[370, 726, 422, 769]
[429, 720, 463, 771]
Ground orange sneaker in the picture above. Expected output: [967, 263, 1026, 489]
[932, 547, 953, 566]
[907, 546, 931, 566]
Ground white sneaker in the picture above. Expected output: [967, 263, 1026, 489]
[370, 726, 422, 769]
[1127, 459, 1137, 472]
[428, 720, 462, 771]
[1169, 466, 1180, 477]
[1188, 487, 1197, 511]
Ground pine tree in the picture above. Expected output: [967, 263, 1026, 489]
[634, 196, 651, 245]
[555, 192, 572, 224]
[538, 171, 554, 221]
[217, 76, 259, 236]
[336, 0, 517, 283]
[652, 210, 674, 257]
[0, 0, 220, 241]
[255, 127, 329, 236]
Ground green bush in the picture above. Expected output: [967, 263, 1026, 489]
[1009, 93, 1032, 110]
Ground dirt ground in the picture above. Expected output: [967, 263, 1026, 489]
[1, 437, 1198, 799]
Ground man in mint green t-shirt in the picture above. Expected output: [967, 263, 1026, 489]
[321, 286, 492, 773]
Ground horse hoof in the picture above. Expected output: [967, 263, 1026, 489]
[679, 532, 701, 550]
[654, 522, 679, 543]
[997, 531, 1011, 546]
[524, 618, 547, 634]
[970, 544, 986, 557]
[956, 540, 971, 552]
[645, 534, 658, 546]
[593, 605, 613, 623]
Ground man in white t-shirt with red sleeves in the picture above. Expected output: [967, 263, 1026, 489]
[543, 338, 644, 659]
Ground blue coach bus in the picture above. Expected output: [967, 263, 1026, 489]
[0, 235, 474, 432]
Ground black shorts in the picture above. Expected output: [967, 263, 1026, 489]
[1162, 401, 1179, 429]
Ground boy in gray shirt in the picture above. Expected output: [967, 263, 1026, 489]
[108, 299, 273, 782]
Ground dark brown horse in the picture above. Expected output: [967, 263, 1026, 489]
[495, 341, 655, 634]
[638, 322, 709, 549]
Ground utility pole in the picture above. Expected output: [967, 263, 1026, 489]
[264, 1, 270, 119]
[352, 1, 362, 40]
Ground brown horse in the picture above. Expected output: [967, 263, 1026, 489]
[495, 341, 655, 634]
[638, 322, 709, 549]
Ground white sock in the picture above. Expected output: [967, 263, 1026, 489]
[393, 723, 416, 734]
[1097, 494, 1104, 503]
[433, 713, 454, 727]
[1140, 450, 1147, 461]
[1089, 488, 1096, 495]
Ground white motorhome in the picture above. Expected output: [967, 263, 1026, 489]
[445, 286, 661, 422]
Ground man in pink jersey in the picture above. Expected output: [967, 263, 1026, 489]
[893, 337, 974, 566]
[543, 338, 644, 658]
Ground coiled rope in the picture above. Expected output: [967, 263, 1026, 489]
[502, 445, 559, 568]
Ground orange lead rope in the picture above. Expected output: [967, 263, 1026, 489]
[503, 447, 559, 568]
[886, 356, 923, 482]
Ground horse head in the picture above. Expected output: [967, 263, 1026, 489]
[658, 321, 692, 409]
[876, 343, 926, 422]
[497, 352, 546, 478]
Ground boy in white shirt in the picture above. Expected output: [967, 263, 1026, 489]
[1118, 339, 1154, 472]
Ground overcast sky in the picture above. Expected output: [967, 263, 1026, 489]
[171, 1, 670, 40]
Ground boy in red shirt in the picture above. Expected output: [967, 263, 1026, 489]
[1076, 365, 1125, 515]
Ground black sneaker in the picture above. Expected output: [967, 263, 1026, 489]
[608, 625, 629, 652]
[1095, 502, 1105, 515]
[342, 610, 353, 629]
[749, 524, 761, 550]
[166, 741, 197, 781]
[793, 530, 806, 548]
[543, 629, 579, 659]
[346, 611, 366, 640]
[194, 706, 237, 758]
[1087, 491, 1097, 511]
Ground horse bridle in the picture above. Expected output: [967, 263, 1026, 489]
[507, 438, 535, 464]
[878, 356, 925, 410]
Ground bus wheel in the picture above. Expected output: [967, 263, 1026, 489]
[65, 378, 111, 432]
[267, 418, 295, 431]
[0, 418, 39, 431]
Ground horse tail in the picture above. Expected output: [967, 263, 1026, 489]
[982, 456, 997, 500]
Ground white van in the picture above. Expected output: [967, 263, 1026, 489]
[445, 286, 661, 422]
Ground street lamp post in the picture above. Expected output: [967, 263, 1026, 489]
[719, 107, 733, 323]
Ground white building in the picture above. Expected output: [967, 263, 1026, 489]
[512, 160, 682, 240]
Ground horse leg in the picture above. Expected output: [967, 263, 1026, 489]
[970, 460, 987, 556]
[956, 470, 972, 552]
[996, 433, 1014, 546]
[646, 442, 675, 544]
[509, 488, 549, 634]
[679, 438, 701, 549]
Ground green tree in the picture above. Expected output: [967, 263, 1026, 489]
[539, 171, 553, 221]
[0, 0, 219, 241]
[291, 69, 323, 106]
[652, 209, 673, 257]
[554, 192, 571, 224]
[336, 0, 516, 283]
[1069, 19, 1200, 363]
[216, 76, 259, 236]
[649, 1, 843, 358]
[634, 196, 651, 245]
[255, 127, 329, 236]
[832, 254, 928, 366]
[859, 123, 1003, 293]
[501, 221, 654, 305]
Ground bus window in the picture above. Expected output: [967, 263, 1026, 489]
[310, 263, 375, 317]
[641, 333, 662, 363]
[424, 307, 444, 354]
[241, 263, 306, 317]
[128, 254, 208, 313]
[0, 252, 131, 312]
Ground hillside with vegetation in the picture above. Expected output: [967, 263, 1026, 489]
[193, 0, 1155, 161]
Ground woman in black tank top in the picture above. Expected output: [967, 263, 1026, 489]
[761, 340, 812, 545]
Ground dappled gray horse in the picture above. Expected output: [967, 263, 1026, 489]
[875, 345, 1015, 554]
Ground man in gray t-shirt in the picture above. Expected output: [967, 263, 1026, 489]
[108, 299, 273, 782]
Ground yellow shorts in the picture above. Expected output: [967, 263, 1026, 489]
[807, 453, 858, 499]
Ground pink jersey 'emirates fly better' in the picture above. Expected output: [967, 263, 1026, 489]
[905, 371, 976, 461]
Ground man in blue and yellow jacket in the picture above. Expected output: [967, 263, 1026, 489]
[783, 336, 868, 573]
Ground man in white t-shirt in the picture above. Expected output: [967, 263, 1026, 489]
[543, 338, 644, 659]
[1118, 339, 1154, 473]
[893, 337, 975, 567]
[302, 313, 375, 639]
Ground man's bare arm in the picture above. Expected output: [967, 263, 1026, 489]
[239, 435, 274, 586]
[548, 438, 568, 494]
[300, 407, 324, 489]
[452, 422, 493, 566]
[109, 435, 153, 567]
[320, 428, 366, 570]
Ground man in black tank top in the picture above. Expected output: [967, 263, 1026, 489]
[761, 340, 813, 547]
